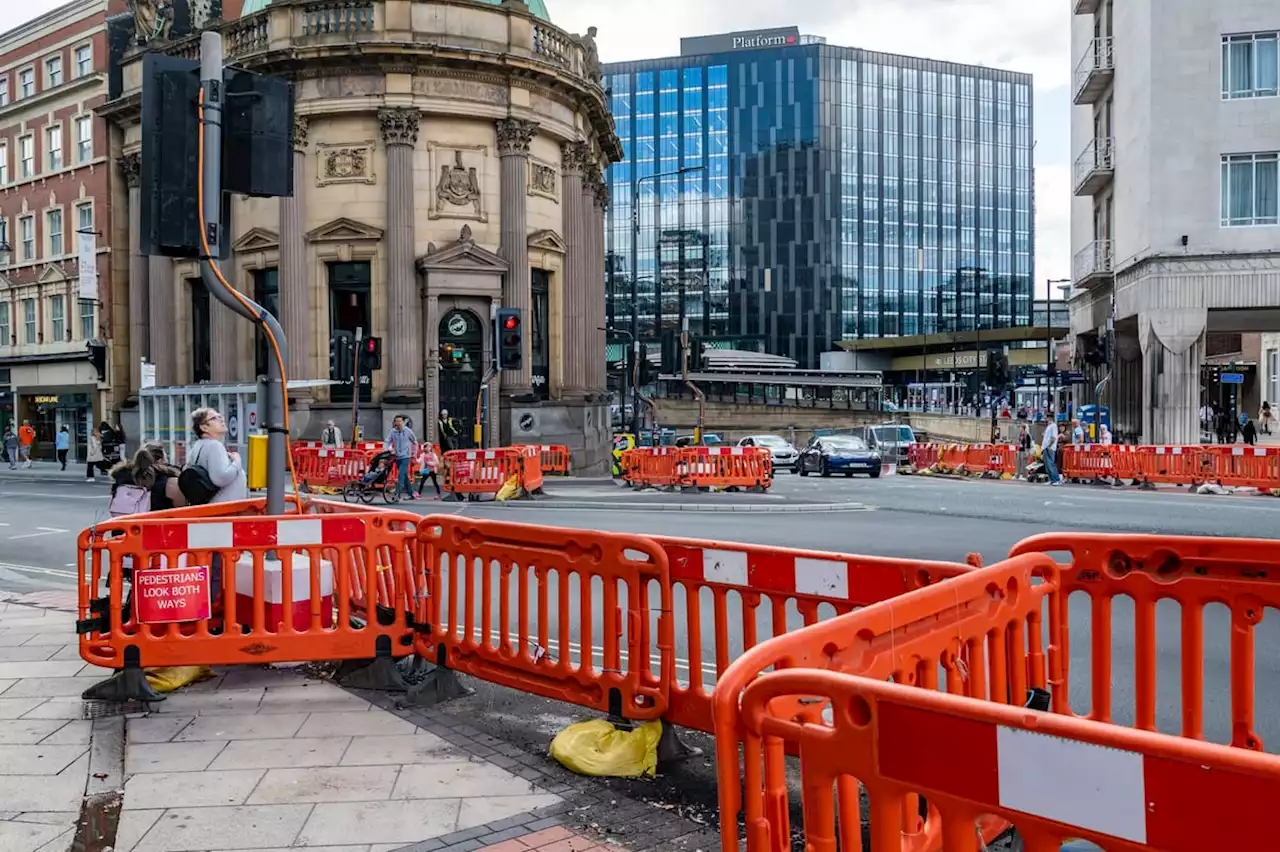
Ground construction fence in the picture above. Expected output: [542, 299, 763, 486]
[908, 441, 1280, 492]
[618, 445, 775, 492]
[75, 499, 1280, 850]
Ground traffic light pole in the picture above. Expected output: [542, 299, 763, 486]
[200, 32, 288, 515]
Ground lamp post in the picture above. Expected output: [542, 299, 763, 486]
[1046, 278, 1072, 419]
[601, 326, 638, 437]
[630, 165, 705, 436]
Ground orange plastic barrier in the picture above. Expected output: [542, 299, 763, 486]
[292, 446, 369, 491]
[413, 515, 674, 719]
[1203, 445, 1280, 489]
[441, 448, 520, 499]
[677, 446, 773, 490]
[513, 445, 545, 494]
[714, 534, 1280, 851]
[620, 446, 682, 489]
[531, 444, 572, 475]
[77, 500, 422, 699]
[907, 443, 939, 470]
[653, 537, 974, 735]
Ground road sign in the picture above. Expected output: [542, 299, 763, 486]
[134, 565, 211, 624]
[1221, 372, 1244, 385]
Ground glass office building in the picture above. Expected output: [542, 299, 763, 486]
[604, 29, 1035, 368]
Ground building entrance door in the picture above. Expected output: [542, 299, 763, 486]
[437, 309, 484, 449]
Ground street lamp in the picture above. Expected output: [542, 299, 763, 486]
[1045, 278, 1072, 418]
[630, 164, 705, 435]
[601, 325, 639, 437]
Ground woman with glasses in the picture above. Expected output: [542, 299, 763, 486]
[187, 407, 248, 503]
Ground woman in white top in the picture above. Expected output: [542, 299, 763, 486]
[188, 407, 249, 503]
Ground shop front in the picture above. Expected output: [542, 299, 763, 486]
[8, 358, 103, 464]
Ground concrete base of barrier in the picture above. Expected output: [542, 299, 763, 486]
[655, 722, 702, 764]
[406, 664, 473, 706]
[81, 661, 164, 704]
[335, 656, 411, 692]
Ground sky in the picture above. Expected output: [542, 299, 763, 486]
[1, 0, 1071, 294]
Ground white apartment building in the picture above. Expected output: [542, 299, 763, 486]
[1069, 0, 1280, 443]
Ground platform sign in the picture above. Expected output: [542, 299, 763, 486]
[134, 566, 211, 624]
[1221, 372, 1244, 385]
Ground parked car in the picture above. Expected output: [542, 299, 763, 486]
[737, 434, 799, 468]
[796, 435, 882, 478]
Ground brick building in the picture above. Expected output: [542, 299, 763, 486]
[0, 0, 241, 461]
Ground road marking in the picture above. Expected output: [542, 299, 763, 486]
[0, 491, 104, 500]
[8, 527, 69, 540]
[0, 562, 76, 579]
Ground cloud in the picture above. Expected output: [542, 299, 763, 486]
[0, 1, 67, 33]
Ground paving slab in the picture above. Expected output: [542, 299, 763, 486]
[392, 762, 540, 800]
[0, 744, 88, 776]
[126, 740, 228, 774]
[208, 736, 351, 771]
[0, 818, 68, 852]
[247, 765, 399, 805]
[339, 734, 465, 766]
[123, 769, 267, 809]
[294, 799, 462, 848]
[173, 714, 306, 742]
[294, 711, 415, 738]
[130, 805, 314, 852]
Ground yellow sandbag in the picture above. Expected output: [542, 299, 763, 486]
[548, 718, 662, 778]
[145, 666, 215, 694]
[495, 474, 522, 502]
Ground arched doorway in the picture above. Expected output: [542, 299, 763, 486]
[437, 309, 484, 448]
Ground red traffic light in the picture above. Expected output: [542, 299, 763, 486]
[365, 338, 376, 352]
[503, 315, 519, 330]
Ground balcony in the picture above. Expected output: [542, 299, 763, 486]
[1073, 240, 1114, 289]
[1074, 137, 1115, 196]
[1073, 36, 1114, 105]
[1074, 0, 1100, 14]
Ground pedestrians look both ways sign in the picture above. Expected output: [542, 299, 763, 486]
[134, 566, 212, 623]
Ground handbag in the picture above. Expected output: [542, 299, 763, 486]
[109, 483, 152, 517]
[179, 444, 219, 506]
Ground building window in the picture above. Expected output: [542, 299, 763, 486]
[252, 268, 279, 378]
[18, 136, 33, 179]
[0, 142, 7, 185]
[1221, 152, 1279, 226]
[19, 216, 34, 260]
[0, 303, 8, 346]
[18, 68, 33, 99]
[0, 77, 8, 106]
[74, 116, 91, 163]
[46, 124, 62, 171]
[76, 201, 93, 234]
[327, 261, 371, 404]
[1223, 32, 1279, 99]
[189, 278, 211, 382]
[50, 295, 64, 342]
[46, 208, 63, 256]
[74, 44, 92, 78]
[45, 56, 62, 89]
[1270, 349, 1280, 409]
[80, 297, 94, 341]
[22, 299, 35, 344]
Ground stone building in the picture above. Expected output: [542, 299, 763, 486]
[101, 0, 619, 472]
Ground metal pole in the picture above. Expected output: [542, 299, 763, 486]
[1046, 278, 1054, 416]
[632, 338, 641, 435]
[199, 31, 288, 515]
[351, 327, 362, 443]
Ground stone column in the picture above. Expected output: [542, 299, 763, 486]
[279, 115, 310, 386]
[559, 142, 585, 392]
[379, 108, 421, 401]
[580, 161, 604, 393]
[148, 254, 175, 386]
[496, 117, 539, 392]
[120, 153, 149, 397]
[590, 176, 610, 392]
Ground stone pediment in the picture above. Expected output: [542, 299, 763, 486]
[527, 229, 566, 254]
[37, 264, 66, 284]
[417, 224, 508, 273]
[307, 217, 384, 243]
[232, 227, 280, 253]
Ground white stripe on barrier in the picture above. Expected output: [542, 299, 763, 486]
[793, 557, 848, 598]
[276, 519, 323, 547]
[702, 548, 748, 586]
[189, 522, 234, 549]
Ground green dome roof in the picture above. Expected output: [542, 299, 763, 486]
[240, 0, 551, 22]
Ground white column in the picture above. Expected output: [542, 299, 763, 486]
[379, 107, 422, 400]
[496, 118, 539, 392]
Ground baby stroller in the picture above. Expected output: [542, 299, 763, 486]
[343, 450, 401, 504]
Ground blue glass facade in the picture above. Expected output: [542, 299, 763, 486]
[604, 42, 1034, 367]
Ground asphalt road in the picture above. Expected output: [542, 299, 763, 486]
[4, 471, 1280, 758]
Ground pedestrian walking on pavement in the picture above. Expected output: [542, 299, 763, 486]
[86, 431, 107, 481]
[55, 427, 70, 470]
[416, 442, 442, 498]
[1262, 401, 1274, 435]
[386, 415, 418, 500]
[17, 420, 34, 467]
[4, 428, 17, 470]
[1242, 416, 1258, 447]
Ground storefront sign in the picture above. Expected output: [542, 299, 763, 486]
[681, 27, 800, 55]
[134, 566, 211, 624]
[926, 351, 989, 370]
[141, 362, 156, 389]
[32, 395, 59, 404]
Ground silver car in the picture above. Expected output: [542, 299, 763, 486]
[737, 434, 799, 469]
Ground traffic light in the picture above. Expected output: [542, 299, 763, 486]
[330, 331, 354, 383]
[496, 308, 523, 371]
[363, 337, 382, 370]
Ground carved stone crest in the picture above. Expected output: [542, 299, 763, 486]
[118, 153, 142, 188]
[291, 115, 309, 152]
[528, 159, 557, 201]
[316, 142, 375, 186]
[429, 145, 487, 222]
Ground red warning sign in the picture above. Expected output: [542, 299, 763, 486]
[133, 566, 212, 624]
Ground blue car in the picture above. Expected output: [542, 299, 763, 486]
[796, 435, 882, 478]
